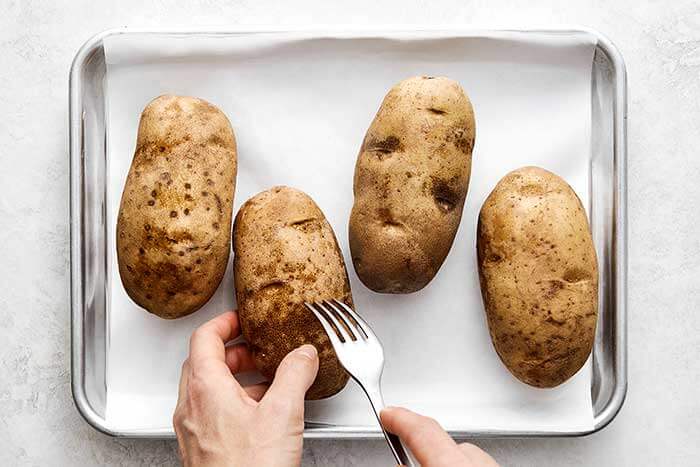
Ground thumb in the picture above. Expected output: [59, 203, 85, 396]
[262, 345, 319, 414]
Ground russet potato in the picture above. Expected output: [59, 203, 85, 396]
[350, 76, 475, 293]
[117, 95, 237, 319]
[233, 186, 351, 399]
[477, 166, 598, 388]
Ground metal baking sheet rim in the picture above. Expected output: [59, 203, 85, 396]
[69, 27, 628, 439]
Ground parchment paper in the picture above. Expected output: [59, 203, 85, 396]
[103, 30, 597, 432]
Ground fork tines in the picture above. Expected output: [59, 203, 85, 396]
[304, 299, 370, 343]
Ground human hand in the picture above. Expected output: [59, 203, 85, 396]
[173, 311, 319, 467]
[381, 407, 499, 467]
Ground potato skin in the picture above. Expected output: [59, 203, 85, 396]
[349, 76, 475, 293]
[117, 95, 237, 319]
[477, 167, 598, 388]
[233, 186, 350, 399]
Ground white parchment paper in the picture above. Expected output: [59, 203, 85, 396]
[104, 30, 597, 433]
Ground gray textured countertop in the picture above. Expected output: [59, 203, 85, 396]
[1, 0, 699, 465]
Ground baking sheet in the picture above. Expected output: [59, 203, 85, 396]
[103, 31, 597, 433]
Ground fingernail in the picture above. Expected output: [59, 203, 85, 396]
[297, 344, 317, 360]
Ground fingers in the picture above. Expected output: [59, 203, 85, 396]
[224, 343, 257, 374]
[262, 345, 319, 416]
[189, 311, 240, 363]
[186, 312, 247, 407]
[381, 407, 460, 466]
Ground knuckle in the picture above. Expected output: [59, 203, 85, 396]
[190, 328, 206, 345]
[172, 408, 184, 428]
[187, 373, 210, 399]
[172, 405, 192, 434]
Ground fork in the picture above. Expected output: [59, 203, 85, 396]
[304, 299, 415, 467]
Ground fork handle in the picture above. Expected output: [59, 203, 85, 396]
[364, 388, 415, 467]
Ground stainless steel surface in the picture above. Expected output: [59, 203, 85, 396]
[305, 300, 414, 467]
[70, 27, 627, 439]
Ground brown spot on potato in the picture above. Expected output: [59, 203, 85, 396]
[259, 280, 286, 293]
[376, 207, 403, 229]
[544, 279, 564, 299]
[207, 133, 226, 147]
[431, 178, 458, 212]
[289, 217, 322, 233]
[519, 184, 545, 196]
[170, 211, 178, 218]
[382, 219, 403, 228]
[563, 267, 590, 283]
[214, 194, 223, 214]
[450, 122, 474, 154]
[364, 135, 403, 157]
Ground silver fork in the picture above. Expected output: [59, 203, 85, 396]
[305, 299, 415, 467]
